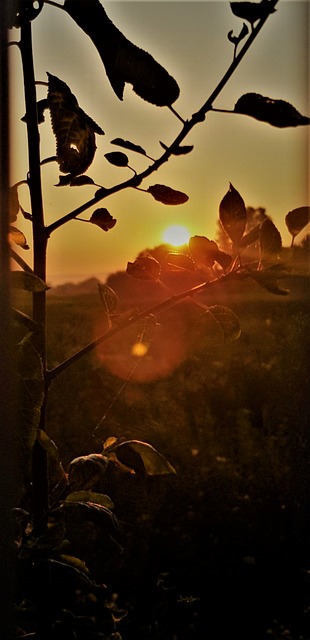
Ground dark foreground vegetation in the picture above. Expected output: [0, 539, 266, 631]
[15, 261, 310, 639]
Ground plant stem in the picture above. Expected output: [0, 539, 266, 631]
[20, 21, 49, 529]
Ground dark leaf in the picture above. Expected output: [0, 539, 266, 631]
[230, 1, 276, 28]
[37, 428, 60, 463]
[165, 252, 196, 271]
[104, 151, 129, 167]
[259, 218, 282, 259]
[90, 208, 117, 231]
[9, 186, 19, 222]
[250, 270, 290, 295]
[285, 206, 310, 238]
[147, 184, 189, 205]
[8, 226, 30, 250]
[47, 72, 104, 176]
[11, 271, 49, 292]
[98, 283, 119, 314]
[64, 0, 180, 106]
[111, 137, 147, 156]
[234, 93, 310, 127]
[112, 440, 176, 476]
[160, 141, 194, 156]
[219, 183, 247, 244]
[238, 224, 260, 248]
[206, 305, 241, 343]
[215, 250, 233, 270]
[189, 236, 220, 268]
[69, 175, 96, 186]
[68, 454, 109, 492]
[127, 256, 161, 280]
[55, 174, 73, 187]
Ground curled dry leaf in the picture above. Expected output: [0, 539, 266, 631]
[147, 184, 189, 205]
[8, 226, 30, 250]
[47, 72, 104, 176]
[285, 207, 310, 239]
[234, 93, 310, 127]
[64, 0, 180, 106]
[90, 208, 117, 231]
[127, 256, 161, 280]
[219, 183, 246, 244]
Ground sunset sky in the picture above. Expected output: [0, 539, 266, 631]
[9, 0, 309, 285]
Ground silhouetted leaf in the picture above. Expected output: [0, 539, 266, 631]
[228, 22, 249, 45]
[98, 283, 119, 314]
[160, 141, 194, 156]
[147, 184, 189, 205]
[189, 236, 220, 268]
[250, 270, 290, 295]
[219, 183, 246, 244]
[259, 218, 282, 259]
[65, 491, 114, 509]
[111, 138, 147, 157]
[11, 271, 49, 292]
[9, 226, 30, 250]
[230, 1, 277, 29]
[206, 305, 241, 342]
[47, 72, 104, 176]
[64, 0, 180, 106]
[127, 256, 161, 280]
[234, 93, 310, 127]
[215, 250, 233, 270]
[90, 208, 117, 231]
[285, 206, 310, 239]
[238, 224, 260, 248]
[113, 440, 176, 476]
[69, 175, 96, 186]
[104, 151, 129, 167]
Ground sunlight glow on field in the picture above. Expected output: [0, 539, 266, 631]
[162, 225, 191, 247]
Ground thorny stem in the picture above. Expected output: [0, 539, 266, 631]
[45, 0, 279, 236]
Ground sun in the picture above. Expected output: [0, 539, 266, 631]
[162, 225, 191, 247]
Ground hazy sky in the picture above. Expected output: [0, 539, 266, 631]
[9, 0, 309, 284]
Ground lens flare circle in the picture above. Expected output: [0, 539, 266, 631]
[162, 225, 190, 247]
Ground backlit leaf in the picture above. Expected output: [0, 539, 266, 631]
[219, 183, 246, 244]
[47, 72, 104, 176]
[90, 208, 117, 231]
[65, 491, 114, 509]
[113, 440, 176, 476]
[230, 1, 276, 28]
[11, 271, 49, 292]
[105, 151, 129, 167]
[64, 0, 180, 106]
[250, 270, 290, 295]
[206, 305, 241, 343]
[68, 453, 109, 492]
[111, 138, 147, 157]
[189, 236, 220, 268]
[234, 93, 310, 127]
[9, 186, 19, 222]
[259, 218, 282, 259]
[8, 226, 30, 250]
[37, 428, 60, 462]
[285, 207, 310, 238]
[147, 184, 189, 205]
[165, 252, 196, 271]
[127, 256, 161, 280]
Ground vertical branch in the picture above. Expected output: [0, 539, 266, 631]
[20, 21, 49, 528]
[0, 3, 18, 638]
